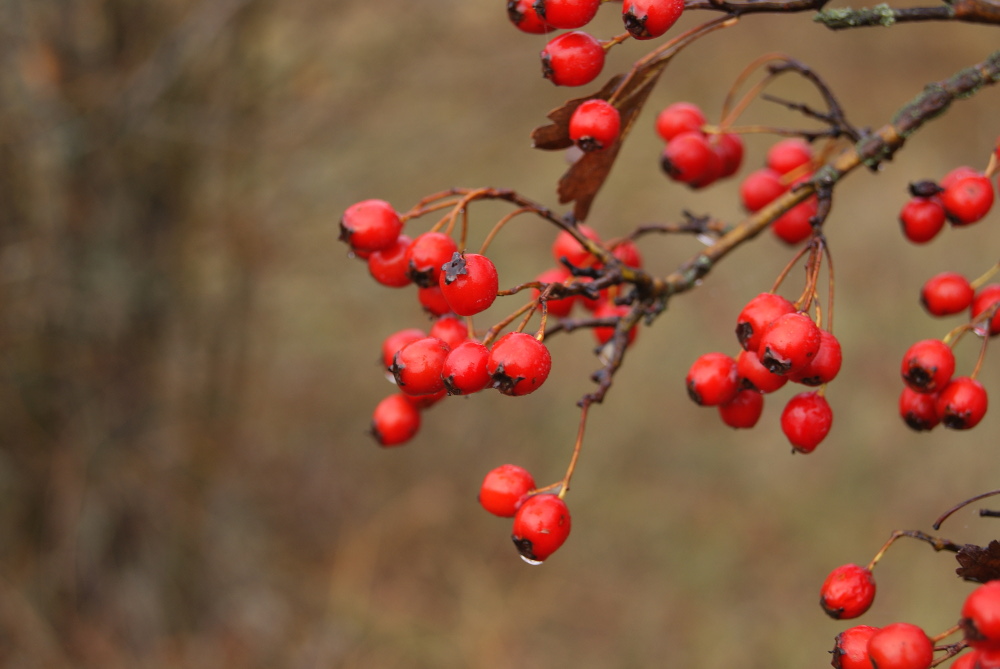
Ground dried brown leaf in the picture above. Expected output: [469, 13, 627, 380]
[956, 540, 1000, 583]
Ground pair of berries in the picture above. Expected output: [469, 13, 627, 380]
[738, 138, 819, 244]
[478, 464, 571, 563]
[511, 0, 684, 39]
[831, 623, 934, 669]
[899, 166, 996, 244]
[656, 102, 744, 189]
[899, 338, 988, 431]
[921, 272, 1000, 335]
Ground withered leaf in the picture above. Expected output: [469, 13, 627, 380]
[956, 540, 1000, 583]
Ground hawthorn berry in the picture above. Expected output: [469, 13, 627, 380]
[920, 271, 974, 316]
[593, 302, 638, 347]
[865, 622, 934, 669]
[686, 352, 739, 406]
[962, 581, 1000, 648]
[611, 239, 643, 268]
[735, 292, 796, 354]
[429, 315, 469, 350]
[740, 167, 787, 212]
[936, 376, 988, 430]
[507, 0, 555, 33]
[941, 165, 980, 189]
[654, 102, 706, 142]
[661, 131, 716, 186]
[340, 198, 403, 253]
[736, 348, 788, 394]
[832, 625, 880, 669]
[569, 99, 621, 152]
[533, 267, 577, 317]
[971, 284, 1000, 336]
[949, 650, 980, 669]
[442, 340, 491, 395]
[941, 172, 994, 225]
[541, 31, 606, 87]
[766, 138, 812, 175]
[404, 388, 447, 410]
[381, 328, 427, 371]
[488, 332, 552, 396]
[780, 391, 832, 453]
[417, 285, 454, 316]
[771, 197, 818, 245]
[789, 329, 842, 386]
[511, 494, 571, 563]
[898, 386, 941, 432]
[552, 223, 601, 268]
[371, 393, 422, 447]
[622, 0, 685, 39]
[820, 564, 876, 620]
[533, 0, 601, 29]
[718, 389, 764, 429]
[367, 234, 413, 287]
[439, 252, 499, 316]
[757, 311, 822, 375]
[898, 197, 946, 244]
[390, 337, 451, 396]
[900, 339, 955, 394]
[711, 132, 745, 178]
[479, 464, 536, 517]
[406, 231, 458, 287]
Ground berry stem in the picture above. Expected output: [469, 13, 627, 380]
[479, 207, 533, 255]
[934, 488, 1000, 529]
[866, 529, 964, 571]
[929, 624, 962, 644]
[557, 402, 591, 499]
[482, 301, 537, 347]
[719, 52, 796, 129]
[970, 314, 991, 379]
[970, 260, 1000, 291]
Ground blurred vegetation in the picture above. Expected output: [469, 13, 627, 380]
[0, 0, 999, 667]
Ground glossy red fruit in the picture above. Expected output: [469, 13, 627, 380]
[686, 352, 739, 406]
[541, 31, 605, 87]
[622, 0, 685, 39]
[820, 564, 877, 620]
[533, 267, 577, 317]
[367, 234, 413, 287]
[406, 231, 458, 287]
[865, 622, 933, 669]
[920, 271, 974, 316]
[941, 165, 980, 189]
[831, 625, 879, 669]
[936, 376, 988, 430]
[971, 284, 1000, 336]
[552, 223, 601, 268]
[740, 167, 787, 212]
[758, 312, 822, 375]
[789, 329, 842, 386]
[569, 99, 621, 152]
[479, 464, 536, 517]
[511, 494, 571, 563]
[404, 388, 447, 410]
[390, 337, 451, 396]
[771, 197, 817, 244]
[488, 332, 552, 396]
[371, 393, 421, 446]
[712, 132, 745, 178]
[766, 138, 812, 175]
[961, 580, 1000, 648]
[441, 340, 491, 395]
[736, 348, 788, 394]
[718, 389, 764, 429]
[611, 239, 643, 268]
[898, 386, 941, 432]
[429, 315, 468, 351]
[381, 328, 427, 371]
[507, 0, 555, 33]
[340, 199, 403, 253]
[533, 0, 601, 29]
[654, 102, 706, 142]
[417, 285, 453, 316]
[736, 292, 796, 353]
[900, 339, 955, 393]
[780, 391, 832, 453]
[593, 303, 637, 347]
[948, 650, 980, 669]
[899, 197, 946, 244]
[439, 252, 499, 316]
[661, 130, 715, 185]
[941, 173, 994, 225]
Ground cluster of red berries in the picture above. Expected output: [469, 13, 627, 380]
[506, 0, 685, 87]
[656, 101, 744, 188]
[340, 198, 554, 447]
[739, 137, 820, 244]
[685, 290, 841, 452]
[899, 163, 997, 244]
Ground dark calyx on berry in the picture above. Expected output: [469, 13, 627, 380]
[908, 179, 943, 198]
[512, 534, 539, 561]
[622, 11, 649, 38]
[441, 251, 468, 284]
[491, 362, 525, 395]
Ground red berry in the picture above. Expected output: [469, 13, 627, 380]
[972, 284, 1000, 336]
[718, 389, 764, 429]
[533, 0, 601, 29]
[488, 332, 552, 396]
[686, 352, 739, 406]
[381, 328, 427, 371]
[771, 197, 818, 244]
[949, 650, 980, 669]
[736, 292, 796, 353]
[740, 168, 787, 212]
[766, 138, 812, 175]
[712, 132, 745, 179]
[404, 388, 447, 410]
[661, 131, 715, 185]
[936, 376, 988, 430]
[941, 165, 980, 189]
[442, 340, 491, 395]
[920, 271, 974, 316]
[533, 267, 578, 317]
[367, 234, 413, 287]
[780, 391, 832, 453]
[962, 581, 1000, 648]
[622, 0, 685, 39]
[832, 625, 880, 669]
[820, 564, 877, 620]
[900, 339, 955, 394]
[340, 199, 403, 253]
[429, 315, 468, 350]
[552, 223, 601, 268]
[758, 311, 822, 375]
[479, 464, 536, 517]
[417, 285, 453, 316]
[541, 31, 605, 87]
[941, 173, 994, 225]
[898, 386, 941, 432]
[789, 329, 842, 386]
[390, 337, 451, 396]
[611, 239, 643, 268]
[371, 393, 421, 446]
[507, 0, 555, 33]
[736, 348, 788, 394]
[439, 252, 499, 316]
[593, 302, 638, 347]
[511, 494, 571, 563]
[570, 99, 621, 152]
[654, 102, 706, 142]
[865, 622, 933, 669]
[406, 231, 458, 288]
[899, 197, 946, 244]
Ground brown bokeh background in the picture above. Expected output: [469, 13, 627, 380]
[1, 1, 999, 667]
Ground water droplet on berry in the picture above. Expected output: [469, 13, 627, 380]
[519, 554, 544, 566]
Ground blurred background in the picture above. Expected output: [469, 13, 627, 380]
[1, 1, 999, 667]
